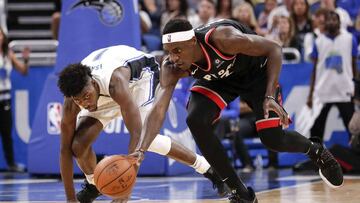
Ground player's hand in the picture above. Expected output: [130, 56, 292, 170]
[263, 97, 289, 128]
[128, 150, 145, 166]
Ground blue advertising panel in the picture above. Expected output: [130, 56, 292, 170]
[0, 66, 53, 169]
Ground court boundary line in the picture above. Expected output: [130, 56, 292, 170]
[257, 180, 323, 194]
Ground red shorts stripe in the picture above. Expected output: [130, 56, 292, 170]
[336, 158, 352, 172]
[191, 86, 227, 110]
[256, 118, 281, 131]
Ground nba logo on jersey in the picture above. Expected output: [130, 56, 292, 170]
[47, 102, 62, 135]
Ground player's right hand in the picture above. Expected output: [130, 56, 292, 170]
[263, 97, 289, 128]
[128, 150, 145, 166]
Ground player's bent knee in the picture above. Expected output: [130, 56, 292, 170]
[148, 134, 172, 155]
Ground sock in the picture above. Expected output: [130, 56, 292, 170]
[190, 154, 211, 174]
[85, 173, 95, 185]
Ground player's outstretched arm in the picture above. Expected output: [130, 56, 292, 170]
[133, 58, 187, 159]
[109, 68, 142, 154]
[60, 97, 80, 201]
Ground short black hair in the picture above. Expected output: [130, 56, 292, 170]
[57, 63, 92, 97]
[163, 19, 193, 35]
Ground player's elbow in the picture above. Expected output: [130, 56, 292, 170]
[270, 40, 282, 56]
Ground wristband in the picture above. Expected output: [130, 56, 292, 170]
[265, 95, 276, 101]
[136, 149, 145, 154]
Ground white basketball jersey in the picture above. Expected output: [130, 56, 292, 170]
[80, 45, 159, 112]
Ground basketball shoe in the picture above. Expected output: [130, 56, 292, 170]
[76, 180, 102, 203]
[308, 138, 344, 188]
[229, 187, 258, 203]
[203, 167, 230, 197]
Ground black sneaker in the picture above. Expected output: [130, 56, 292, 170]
[308, 138, 344, 188]
[229, 187, 258, 203]
[7, 164, 25, 173]
[76, 180, 102, 203]
[203, 167, 230, 197]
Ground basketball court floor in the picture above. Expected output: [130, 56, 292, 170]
[0, 169, 358, 202]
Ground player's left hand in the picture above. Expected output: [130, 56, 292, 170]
[263, 97, 289, 128]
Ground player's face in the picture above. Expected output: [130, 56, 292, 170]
[163, 40, 195, 70]
[72, 79, 99, 112]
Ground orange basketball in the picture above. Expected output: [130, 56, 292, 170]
[94, 155, 137, 199]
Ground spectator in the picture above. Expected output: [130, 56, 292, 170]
[349, 11, 360, 46]
[320, 0, 352, 30]
[307, 11, 357, 143]
[51, 0, 61, 40]
[267, 0, 293, 31]
[303, 8, 328, 62]
[257, 0, 278, 33]
[232, 2, 265, 35]
[349, 75, 360, 148]
[139, 1, 160, 52]
[215, 0, 233, 19]
[236, 100, 279, 171]
[160, 0, 195, 33]
[188, 0, 216, 28]
[141, 0, 165, 37]
[328, 76, 360, 174]
[215, 99, 279, 172]
[266, 15, 302, 60]
[0, 28, 29, 172]
[291, 0, 312, 44]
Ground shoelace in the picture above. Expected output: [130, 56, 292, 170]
[79, 183, 98, 195]
[80, 183, 87, 190]
[317, 149, 336, 168]
[229, 194, 238, 201]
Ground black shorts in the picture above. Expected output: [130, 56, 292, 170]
[190, 69, 283, 121]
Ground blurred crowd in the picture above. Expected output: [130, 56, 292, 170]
[135, 0, 360, 173]
[138, 0, 360, 63]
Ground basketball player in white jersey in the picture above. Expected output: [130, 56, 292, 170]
[57, 45, 227, 203]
